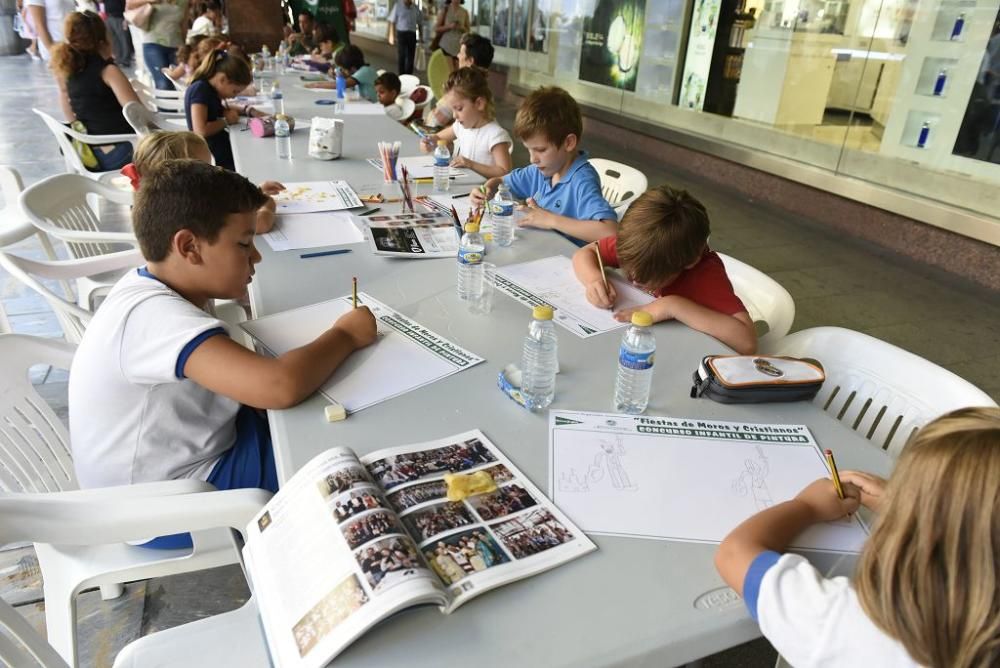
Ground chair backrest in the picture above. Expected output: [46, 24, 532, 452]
[122, 101, 163, 136]
[19, 173, 135, 260]
[717, 253, 795, 349]
[399, 73, 420, 95]
[774, 327, 998, 457]
[0, 166, 37, 248]
[588, 158, 648, 220]
[0, 333, 77, 493]
[0, 595, 69, 668]
[130, 79, 185, 114]
[32, 109, 91, 177]
[427, 49, 451, 102]
[161, 68, 189, 92]
[409, 85, 434, 111]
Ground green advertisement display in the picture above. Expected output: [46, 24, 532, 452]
[578, 0, 645, 92]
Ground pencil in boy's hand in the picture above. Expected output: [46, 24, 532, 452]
[824, 449, 845, 499]
[352, 276, 358, 309]
[594, 245, 612, 308]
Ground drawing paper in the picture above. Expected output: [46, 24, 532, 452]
[275, 181, 364, 214]
[549, 411, 869, 553]
[496, 256, 651, 338]
[242, 294, 484, 412]
[261, 212, 365, 251]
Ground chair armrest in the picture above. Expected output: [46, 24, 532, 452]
[59, 124, 138, 145]
[51, 479, 217, 500]
[0, 249, 143, 282]
[33, 228, 139, 247]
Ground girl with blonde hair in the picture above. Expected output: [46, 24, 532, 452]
[122, 131, 284, 233]
[716, 406, 1000, 667]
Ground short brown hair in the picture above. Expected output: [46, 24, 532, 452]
[513, 86, 582, 145]
[445, 67, 495, 120]
[615, 185, 710, 286]
[133, 160, 267, 262]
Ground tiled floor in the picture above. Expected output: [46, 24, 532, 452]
[1, 43, 999, 668]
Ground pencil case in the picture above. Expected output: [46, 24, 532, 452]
[690, 355, 825, 404]
[249, 115, 296, 138]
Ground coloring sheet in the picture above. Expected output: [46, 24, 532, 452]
[496, 256, 651, 338]
[242, 293, 484, 413]
[275, 181, 364, 214]
[549, 411, 869, 553]
[261, 212, 365, 251]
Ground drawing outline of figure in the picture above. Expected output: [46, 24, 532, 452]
[559, 468, 590, 492]
[587, 436, 637, 491]
[732, 446, 774, 510]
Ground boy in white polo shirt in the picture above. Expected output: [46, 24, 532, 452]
[69, 160, 376, 546]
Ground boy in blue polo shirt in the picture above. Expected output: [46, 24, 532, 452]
[471, 86, 617, 245]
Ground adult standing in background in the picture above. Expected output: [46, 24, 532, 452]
[125, 0, 190, 90]
[387, 0, 421, 75]
[24, 0, 76, 61]
[434, 0, 469, 66]
[104, 0, 133, 67]
[288, 9, 317, 56]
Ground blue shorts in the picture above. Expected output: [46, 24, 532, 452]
[140, 405, 278, 550]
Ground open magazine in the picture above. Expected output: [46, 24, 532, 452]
[358, 210, 460, 258]
[242, 430, 596, 667]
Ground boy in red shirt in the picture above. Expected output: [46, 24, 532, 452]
[572, 185, 757, 354]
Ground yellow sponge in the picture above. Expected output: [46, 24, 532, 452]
[324, 403, 347, 422]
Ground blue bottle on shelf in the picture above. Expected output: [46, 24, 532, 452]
[933, 69, 947, 96]
[950, 13, 964, 40]
[917, 122, 930, 149]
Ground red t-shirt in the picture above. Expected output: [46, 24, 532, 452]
[596, 236, 747, 316]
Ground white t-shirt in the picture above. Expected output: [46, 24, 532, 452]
[745, 552, 919, 667]
[69, 268, 240, 488]
[451, 119, 511, 168]
[25, 0, 77, 60]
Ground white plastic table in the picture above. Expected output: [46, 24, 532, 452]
[233, 76, 892, 667]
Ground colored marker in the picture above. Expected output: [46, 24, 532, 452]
[300, 249, 353, 259]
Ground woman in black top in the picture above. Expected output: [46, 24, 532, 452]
[50, 11, 140, 171]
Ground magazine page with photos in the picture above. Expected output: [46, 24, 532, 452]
[243, 448, 446, 668]
[361, 429, 597, 612]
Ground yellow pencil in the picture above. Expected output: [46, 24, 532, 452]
[824, 449, 844, 499]
[594, 245, 609, 293]
[352, 276, 358, 309]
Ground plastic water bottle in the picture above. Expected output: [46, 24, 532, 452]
[433, 141, 451, 193]
[270, 80, 284, 115]
[614, 311, 656, 414]
[456, 221, 485, 302]
[335, 71, 346, 113]
[274, 115, 291, 160]
[490, 183, 515, 247]
[520, 305, 558, 411]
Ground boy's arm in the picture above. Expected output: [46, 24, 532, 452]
[572, 242, 617, 308]
[519, 199, 617, 243]
[617, 296, 758, 354]
[470, 176, 504, 206]
[183, 306, 377, 409]
[715, 479, 859, 595]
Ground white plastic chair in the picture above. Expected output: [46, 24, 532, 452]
[0, 167, 62, 333]
[718, 253, 795, 350]
[773, 327, 998, 457]
[589, 158, 648, 220]
[161, 67, 189, 92]
[130, 78, 185, 115]
[0, 333, 268, 666]
[406, 84, 434, 112]
[121, 100, 178, 136]
[19, 173, 138, 310]
[0, 485, 271, 668]
[399, 73, 420, 95]
[0, 251, 143, 342]
[32, 109, 138, 185]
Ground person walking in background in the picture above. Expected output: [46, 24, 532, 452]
[104, 0, 134, 67]
[434, 0, 469, 68]
[387, 0, 421, 75]
[126, 0, 190, 90]
[24, 0, 76, 61]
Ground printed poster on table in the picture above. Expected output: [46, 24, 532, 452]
[578, 0, 646, 91]
[679, 0, 723, 110]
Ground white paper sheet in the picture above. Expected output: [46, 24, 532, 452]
[261, 212, 365, 251]
[338, 103, 390, 116]
[496, 256, 651, 338]
[549, 411, 869, 553]
[274, 181, 363, 214]
[242, 294, 484, 413]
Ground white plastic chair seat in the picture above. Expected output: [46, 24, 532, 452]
[399, 73, 420, 95]
[32, 109, 138, 183]
[718, 253, 795, 349]
[112, 598, 270, 668]
[773, 326, 997, 456]
[588, 158, 648, 220]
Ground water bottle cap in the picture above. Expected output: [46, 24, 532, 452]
[631, 311, 653, 327]
[464, 222, 480, 233]
[437, 140, 447, 146]
[532, 305, 554, 320]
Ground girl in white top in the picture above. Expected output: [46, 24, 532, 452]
[716, 407, 1000, 668]
[420, 66, 511, 180]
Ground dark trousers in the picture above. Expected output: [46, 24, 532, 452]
[143, 43, 177, 90]
[107, 16, 133, 67]
[397, 30, 417, 74]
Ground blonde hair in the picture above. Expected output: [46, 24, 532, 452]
[855, 406, 1000, 668]
[444, 67, 495, 120]
[133, 131, 209, 176]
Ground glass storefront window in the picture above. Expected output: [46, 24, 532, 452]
[356, 0, 391, 39]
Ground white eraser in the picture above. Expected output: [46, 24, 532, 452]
[324, 403, 347, 422]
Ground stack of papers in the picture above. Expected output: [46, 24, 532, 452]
[274, 181, 363, 214]
[260, 212, 365, 252]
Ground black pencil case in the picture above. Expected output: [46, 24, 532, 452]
[690, 355, 825, 404]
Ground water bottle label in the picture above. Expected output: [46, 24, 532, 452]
[434, 157, 449, 167]
[491, 202, 514, 217]
[457, 249, 483, 265]
[619, 348, 654, 370]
